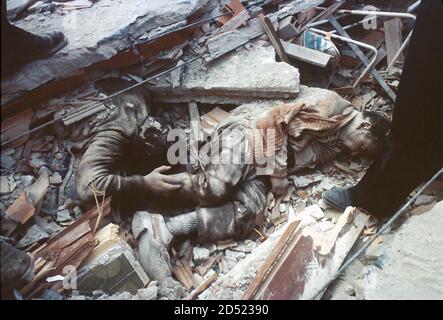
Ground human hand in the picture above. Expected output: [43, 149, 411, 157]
[144, 166, 183, 195]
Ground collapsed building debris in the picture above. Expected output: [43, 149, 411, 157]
[77, 224, 150, 295]
[150, 42, 300, 104]
[243, 207, 368, 300]
[1, 0, 440, 301]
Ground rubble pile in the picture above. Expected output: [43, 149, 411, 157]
[1, 0, 441, 301]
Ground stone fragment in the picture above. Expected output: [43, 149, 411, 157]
[193, 246, 210, 264]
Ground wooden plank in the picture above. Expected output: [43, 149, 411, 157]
[200, 107, 229, 136]
[0, 108, 33, 149]
[243, 220, 301, 299]
[186, 272, 218, 300]
[188, 102, 201, 166]
[258, 14, 290, 63]
[281, 40, 332, 67]
[244, 208, 369, 300]
[384, 18, 404, 65]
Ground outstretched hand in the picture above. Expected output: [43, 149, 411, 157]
[144, 165, 183, 195]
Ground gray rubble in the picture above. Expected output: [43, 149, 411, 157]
[151, 42, 300, 105]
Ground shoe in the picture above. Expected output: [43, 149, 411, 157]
[2, 31, 68, 77]
[0, 241, 34, 293]
[32, 31, 68, 59]
[322, 187, 354, 211]
[132, 211, 173, 282]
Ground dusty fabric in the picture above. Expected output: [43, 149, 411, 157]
[253, 91, 357, 176]
[165, 211, 199, 237]
[190, 89, 357, 204]
[74, 93, 267, 242]
[196, 177, 268, 243]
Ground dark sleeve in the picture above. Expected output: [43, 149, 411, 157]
[75, 130, 147, 203]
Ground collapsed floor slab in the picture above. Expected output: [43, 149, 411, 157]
[150, 42, 300, 104]
[1, 0, 210, 103]
[363, 201, 443, 300]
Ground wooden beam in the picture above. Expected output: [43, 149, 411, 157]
[186, 272, 218, 300]
[243, 207, 369, 300]
[188, 102, 201, 166]
[258, 14, 290, 63]
[384, 18, 404, 65]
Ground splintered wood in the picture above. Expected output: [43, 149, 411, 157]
[243, 207, 369, 300]
[22, 197, 112, 299]
[173, 258, 198, 291]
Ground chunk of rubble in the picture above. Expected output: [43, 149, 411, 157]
[158, 276, 187, 300]
[150, 43, 300, 105]
[305, 204, 325, 220]
[292, 175, 321, 188]
[0, 176, 16, 195]
[137, 286, 158, 300]
[49, 172, 63, 185]
[193, 246, 210, 264]
[17, 224, 50, 248]
[414, 194, 435, 207]
[56, 208, 71, 222]
[363, 201, 443, 300]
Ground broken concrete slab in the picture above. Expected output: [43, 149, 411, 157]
[1, 0, 210, 104]
[363, 201, 443, 300]
[150, 42, 300, 104]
